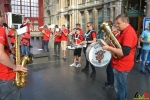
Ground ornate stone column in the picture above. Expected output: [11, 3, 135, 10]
[69, 14, 72, 30]
[92, 8, 98, 32]
[78, 11, 82, 25]
[84, 9, 89, 31]
[110, 7, 113, 22]
[115, 6, 118, 18]
[146, 0, 150, 17]
[60, 14, 65, 26]
[71, 13, 75, 30]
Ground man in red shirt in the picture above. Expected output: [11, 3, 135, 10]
[0, 10, 27, 100]
[8, 25, 15, 46]
[102, 14, 137, 100]
[21, 32, 30, 56]
[42, 25, 50, 52]
[60, 25, 69, 59]
[22, 19, 32, 47]
[54, 25, 61, 56]
[80, 22, 97, 77]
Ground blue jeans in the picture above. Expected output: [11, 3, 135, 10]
[83, 47, 95, 71]
[0, 79, 21, 100]
[42, 40, 49, 52]
[113, 69, 129, 100]
[106, 61, 114, 85]
[21, 46, 29, 56]
[140, 49, 150, 71]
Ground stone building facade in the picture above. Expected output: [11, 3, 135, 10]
[43, 0, 150, 34]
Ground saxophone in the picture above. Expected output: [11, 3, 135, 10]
[100, 21, 122, 59]
[4, 23, 30, 88]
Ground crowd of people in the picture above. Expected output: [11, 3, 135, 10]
[1, 8, 150, 100]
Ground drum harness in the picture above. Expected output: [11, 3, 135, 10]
[84, 30, 95, 47]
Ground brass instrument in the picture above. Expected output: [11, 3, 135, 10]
[4, 23, 30, 88]
[100, 21, 122, 59]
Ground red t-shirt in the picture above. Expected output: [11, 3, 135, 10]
[8, 30, 15, 43]
[91, 31, 97, 39]
[43, 29, 50, 40]
[61, 29, 68, 41]
[80, 28, 83, 35]
[73, 34, 84, 44]
[113, 31, 120, 39]
[0, 26, 15, 81]
[54, 29, 61, 42]
[112, 25, 137, 72]
[21, 33, 30, 46]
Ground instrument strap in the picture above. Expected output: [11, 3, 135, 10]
[84, 30, 94, 41]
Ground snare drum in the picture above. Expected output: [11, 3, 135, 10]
[86, 42, 111, 67]
[66, 45, 82, 50]
[66, 45, 76, 50]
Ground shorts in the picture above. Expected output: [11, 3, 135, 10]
[74, 48, 82, 57]
[61, 41, 67, 50]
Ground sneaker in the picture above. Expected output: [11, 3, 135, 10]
[70, 63, 76, 67]
[76, 64, 81, 67]
[140, 70, 146, 74]
[82, 67, 89, 72]
[146, 67, 150, 73]
[90, 71, 96, 77]
[103, 84, 114, 90]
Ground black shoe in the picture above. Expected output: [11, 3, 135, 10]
[82, 67, 89, 72]
[105, 82, 108, 85]
[140, 70, 146, 74]
[145, 67, 150, 73]
[90, 71, 96, 77]
[103, 84, 114, 90]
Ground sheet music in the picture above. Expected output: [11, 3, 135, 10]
[16, 26, 28, 35]
[56, 28, 59, 32]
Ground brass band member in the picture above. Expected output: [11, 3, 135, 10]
[42, 25, 50, 52]
[21, 32, 30, 56]
[80, 22, 97, 77]
[0, 10, 27, 100]
[70, 28, 84, 67]
[103, 24, 120, 90]
[60, 25, 69, 59]
[102, 14, 137, 100]
[8, 25, 15, 46]
[53, 25, 61, 56]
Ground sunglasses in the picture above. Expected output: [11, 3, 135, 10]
[87, 26, 90, 27]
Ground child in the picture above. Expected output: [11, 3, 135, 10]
[70, 28, 84, 67]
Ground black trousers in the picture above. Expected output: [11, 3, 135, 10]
[106, 61, 114, 85]
[83, 47, 95, 71]
[54, 42, 61, 55]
